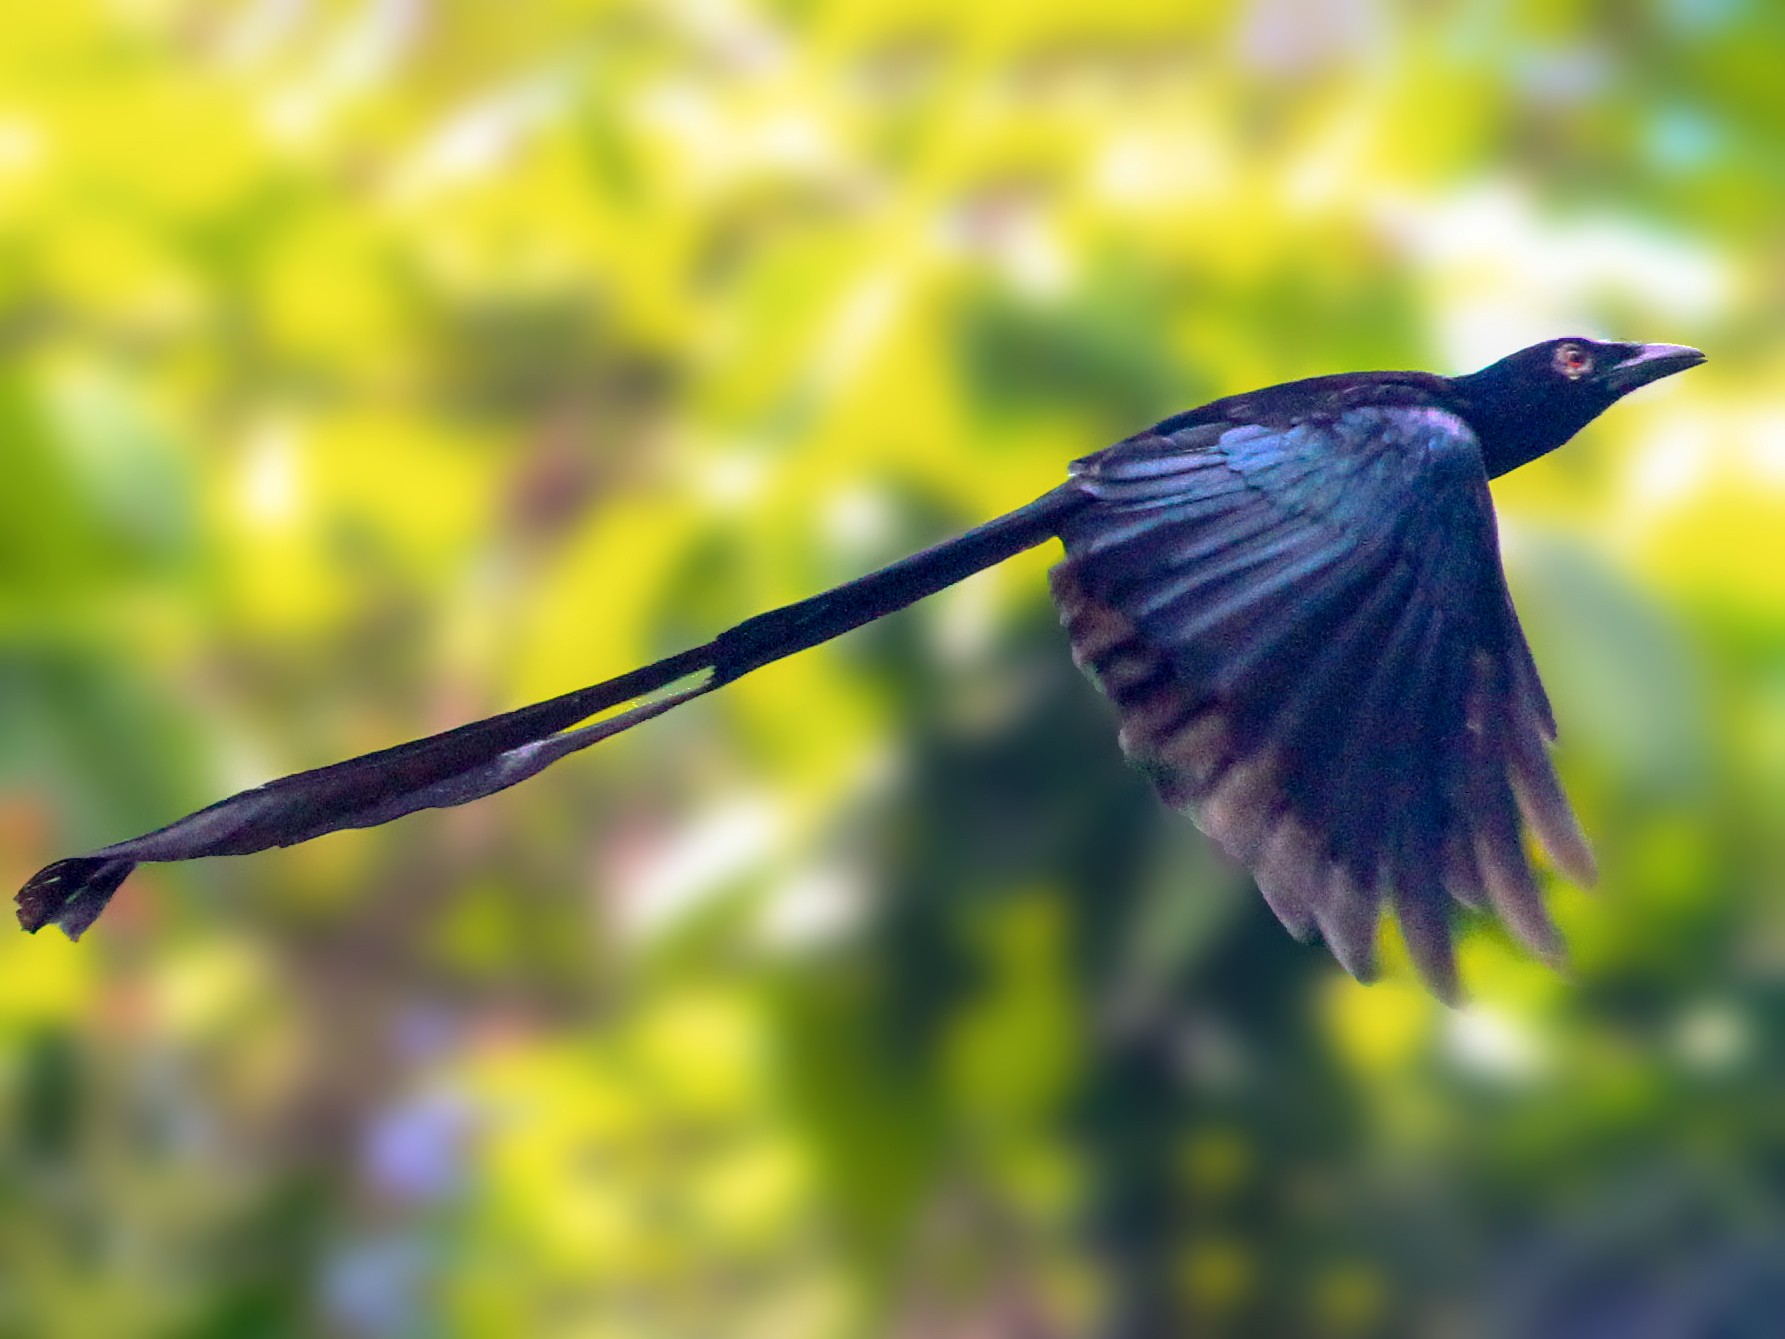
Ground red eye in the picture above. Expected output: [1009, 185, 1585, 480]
[1553, 344, 1592, 379]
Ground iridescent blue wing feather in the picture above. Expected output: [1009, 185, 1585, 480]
[1050, 406, 1591, 1001]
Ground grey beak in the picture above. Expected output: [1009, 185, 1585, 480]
[1606, 342, 1706, 393]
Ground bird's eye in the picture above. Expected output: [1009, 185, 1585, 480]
[1553, 343, 1593, 380]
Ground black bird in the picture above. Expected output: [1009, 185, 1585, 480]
[15, 337, 1703, 1000]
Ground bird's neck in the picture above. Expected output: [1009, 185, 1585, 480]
[1448, 371, 1575, 480]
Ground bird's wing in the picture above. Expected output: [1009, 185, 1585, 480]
[1051, 406, 1592, 1001]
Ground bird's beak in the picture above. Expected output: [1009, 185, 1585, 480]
[1606, 342, 1706, 394]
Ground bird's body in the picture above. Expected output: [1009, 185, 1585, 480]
[16, 338, 1703, 1000]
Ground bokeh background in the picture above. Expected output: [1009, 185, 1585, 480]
[1, 1, 1782, 1335]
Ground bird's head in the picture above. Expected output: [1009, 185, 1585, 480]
[1453, 337, 1705, 478]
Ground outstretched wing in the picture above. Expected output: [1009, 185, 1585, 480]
[1051, 405, 1593, 1001]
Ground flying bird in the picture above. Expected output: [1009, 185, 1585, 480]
[15, 337, 1703, 1000]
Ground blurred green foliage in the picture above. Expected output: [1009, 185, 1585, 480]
[1, 1, 1783, 1335]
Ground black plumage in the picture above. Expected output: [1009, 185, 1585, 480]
[15, 337, 1703, 1000]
